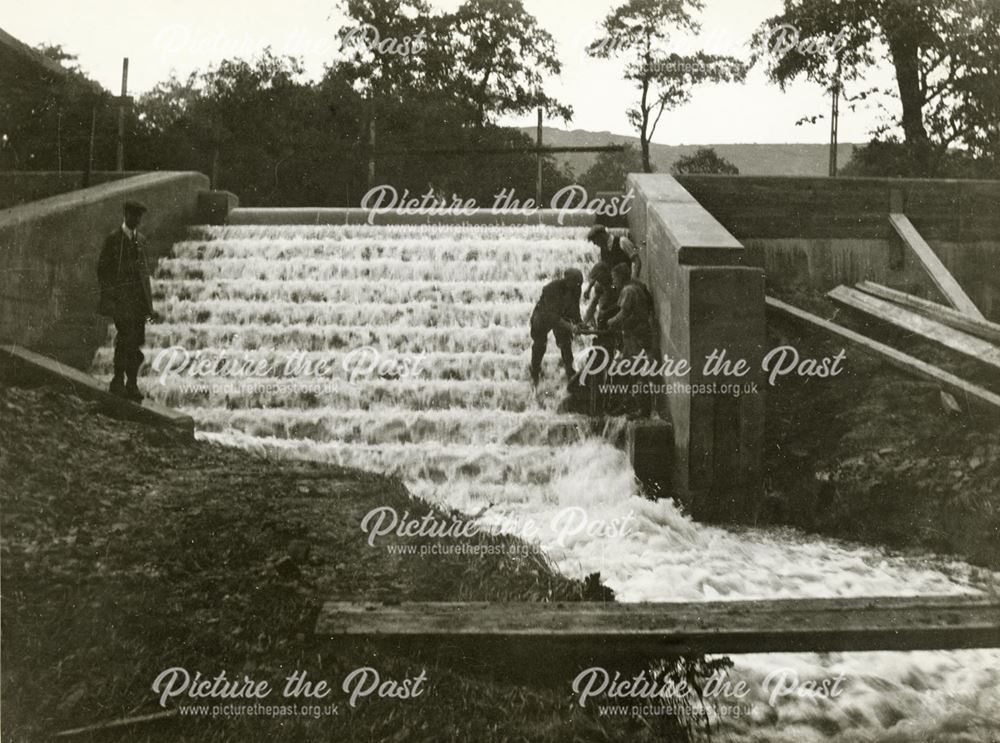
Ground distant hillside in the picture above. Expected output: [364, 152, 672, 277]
[519, 127, 861, 177]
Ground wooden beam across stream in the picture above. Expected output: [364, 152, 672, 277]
[317, 596, 1000, 663]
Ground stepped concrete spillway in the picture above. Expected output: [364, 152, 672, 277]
[89, 218, 1000, 741]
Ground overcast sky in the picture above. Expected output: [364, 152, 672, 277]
[4, 0, 898, 144]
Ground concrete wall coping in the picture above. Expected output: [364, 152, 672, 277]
[228, 207, 598, 227]
[0, 172, 209, 228]
[0, 344, 194, 437]
[676, 174, 1000, 187]
[626, 173, 699, 203]
[0, 170, 210, 368]
[629, 174, 745, 265]
[0, 171, 148, 209]
[650, 202, 744, 255]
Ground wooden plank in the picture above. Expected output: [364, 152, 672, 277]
[827, 285, 1000, 371]
[0, 344, 194, 437]
[53, 711, 178, 738]
[317, 596, 1000, 655]
[765, 296, 1000, 414]
[889, 213, 985, 319]
[856, 281, 1000, 344]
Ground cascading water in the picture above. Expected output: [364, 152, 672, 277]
[91, 222, 999, 741]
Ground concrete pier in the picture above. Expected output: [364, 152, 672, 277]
[627, 174, 765, 522]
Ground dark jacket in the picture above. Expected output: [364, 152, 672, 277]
[607, 280, 652, 339]
[600, 235, 631, 270]
[584, 281, 620, 328]
[97, 227, 153, 319]
[532, 278, 582, 328]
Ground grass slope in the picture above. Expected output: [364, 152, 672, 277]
[0, 383, 705, 743]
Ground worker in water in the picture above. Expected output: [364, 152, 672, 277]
[582, 261, 621, 358]
[583, 225, 638, 299]
[565, 261, 622, 414]
[606, 262, 655, 415]
[530, 267, 583, 386]
[97, 200, 153, 402]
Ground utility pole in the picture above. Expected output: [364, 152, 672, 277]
[535, 107, 543, 206]
[56, 112, 62, 172]
[83, 105, 96, 187]
[116, 58, 130, 171]
[211, 145, 220, 189]
[367, 116, 376, 191]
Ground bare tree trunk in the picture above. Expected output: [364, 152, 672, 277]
[886, 25, 930, 173]
[476, 63, 494, 128]
[639, 79, 652, 173]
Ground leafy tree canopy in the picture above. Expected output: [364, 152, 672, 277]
[752, 0, 1000, 175]
[588, 0, 747, 173]
[671, 147, 739, 175]
[579, 143, 645, 193]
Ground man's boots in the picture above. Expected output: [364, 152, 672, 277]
[109, 375, 126, 398]
[124, 378, 143, 403]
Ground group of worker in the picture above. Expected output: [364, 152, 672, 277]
[529, 224, 655, 416]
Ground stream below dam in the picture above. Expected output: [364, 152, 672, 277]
[92, 222, 1000, 741]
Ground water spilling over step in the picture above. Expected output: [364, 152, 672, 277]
[90, 220, 1000, 740]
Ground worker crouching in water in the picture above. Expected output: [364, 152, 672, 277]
[530, 268, 584, 387]
[583, 262, 620, 357]
[565, 262, 620, 413]
[606, 262, 655, 417]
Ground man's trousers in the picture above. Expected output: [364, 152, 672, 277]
[113, 313, 146, 382]
[530, 315, 575, 381]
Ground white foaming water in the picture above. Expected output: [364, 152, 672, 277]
[94, 223, 1000, 741]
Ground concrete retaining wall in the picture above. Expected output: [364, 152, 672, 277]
[675, 175, 1000, 242]
[742, 237, 1000, 321]
[677, 176, 1000, 321]
[627, 174, 765, 522]
[0, 171, 210, 368]
[675, 175, 1000, 321]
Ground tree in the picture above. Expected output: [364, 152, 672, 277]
[936, 0, 1000, 176]
[446, 0, 571, 126]
[671, 147, 739, 175]
[129, 45, 574, 206]
[335, 0, 436, 102]
[579, 143, 645, 193]
[841, 137, 997, 179]
[588, 0, 747, 173]
[0, 43, 113, 171]
[133, 50, 364, 205]
[332, 0, 574, 201]
[752, 0, 1000, 175]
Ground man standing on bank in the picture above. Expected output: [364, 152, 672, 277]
[530, 268, 583, 387]
[97, 200, 153, 402]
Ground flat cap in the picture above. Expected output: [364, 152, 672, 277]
[586, 225, 608, 241]
[123, 199, 148, 215]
